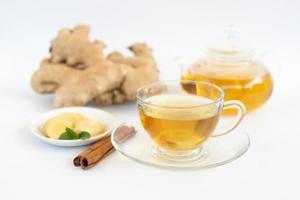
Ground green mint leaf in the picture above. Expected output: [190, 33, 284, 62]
[59, 132, 73, 140]
[79, 131, 91, 139]
[65, 127, 79, 139]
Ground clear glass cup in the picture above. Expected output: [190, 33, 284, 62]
[136, 80, 245, 161]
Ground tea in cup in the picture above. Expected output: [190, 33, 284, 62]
[137, 81, 245, 161]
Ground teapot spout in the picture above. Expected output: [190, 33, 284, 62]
[175, 57, 190, 76]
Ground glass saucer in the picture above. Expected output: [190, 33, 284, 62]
[111, 122, 250, 169]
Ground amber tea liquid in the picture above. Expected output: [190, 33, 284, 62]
[181, 63, 273, 114]
[139, 94, 219, 151]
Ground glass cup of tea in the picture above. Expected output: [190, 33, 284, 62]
[136, 80, 246, 161]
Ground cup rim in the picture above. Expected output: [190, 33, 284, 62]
[136, 80, 224, 109]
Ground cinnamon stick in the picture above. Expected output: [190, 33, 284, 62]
[73, 125, 136, 169]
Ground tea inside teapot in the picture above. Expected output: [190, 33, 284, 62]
[181, 33, 273, 114]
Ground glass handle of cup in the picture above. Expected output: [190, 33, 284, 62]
[211, 100, 246, 137]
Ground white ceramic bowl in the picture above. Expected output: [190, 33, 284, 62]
[30, 107, 119, 147]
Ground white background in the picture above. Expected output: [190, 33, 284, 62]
[1, 0, 300, 199]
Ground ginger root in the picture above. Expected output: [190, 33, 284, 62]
[50, 25, 106, 68]
[31, 24, 159, 107]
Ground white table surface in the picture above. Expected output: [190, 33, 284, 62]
[1, 0, 300, 199]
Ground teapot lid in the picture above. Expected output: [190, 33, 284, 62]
[206, 30, 253, 62]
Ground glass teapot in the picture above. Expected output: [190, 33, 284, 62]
[179, 32, 274, 115]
